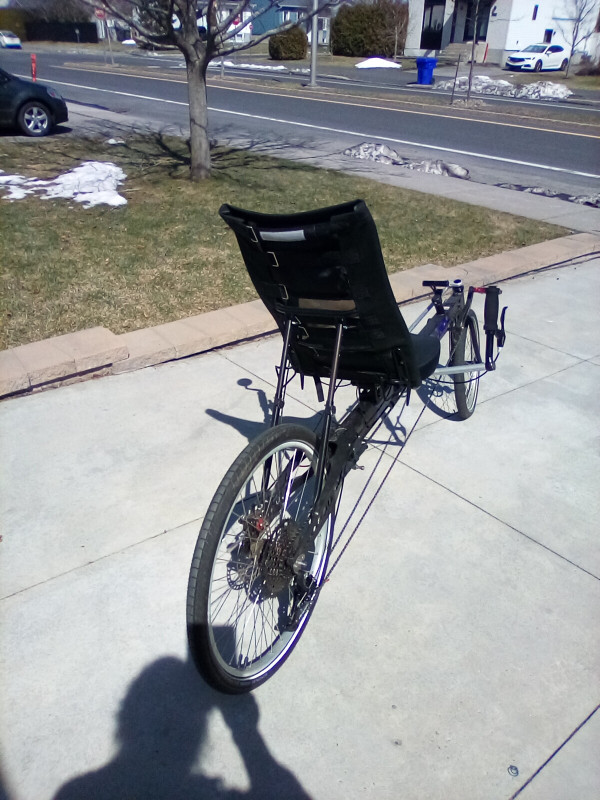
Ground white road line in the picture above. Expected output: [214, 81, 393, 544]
[212, 107, 600, 179]
[39, 77, 600, 180]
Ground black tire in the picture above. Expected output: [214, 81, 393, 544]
[451, 309, 480, 420]
[187, 423, 333, 694]
[17, 101, 53, 137]
[534, 60, 543, 72]
[560, 59, 568, 71]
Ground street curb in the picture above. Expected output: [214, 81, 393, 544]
[2, 231, 599, 401]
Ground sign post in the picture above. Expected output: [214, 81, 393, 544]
[95, 8, 114, 66]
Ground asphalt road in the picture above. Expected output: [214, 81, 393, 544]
[2, 47, 600, 197]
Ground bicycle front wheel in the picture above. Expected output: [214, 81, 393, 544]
[451, 309, 480, 420]
[187, 424, 332, 694]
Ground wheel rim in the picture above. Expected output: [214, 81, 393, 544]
[458, 323, 480, 413]
[207, 438, 330, 682]
[24, 106, 49, 134]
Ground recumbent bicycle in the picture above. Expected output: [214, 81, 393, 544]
[186, 200, 506, 694]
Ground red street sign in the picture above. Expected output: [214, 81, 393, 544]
[94, 8, 106, 19]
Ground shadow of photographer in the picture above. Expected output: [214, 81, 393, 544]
[53, 655, 311, 800]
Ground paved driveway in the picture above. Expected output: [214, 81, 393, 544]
[1, 260, 599, 800]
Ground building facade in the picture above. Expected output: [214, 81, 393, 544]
[252, 0, 332, 45]
[404, 0, 600, 64]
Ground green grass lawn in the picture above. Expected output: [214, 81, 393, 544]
[0, 133, 567, 350]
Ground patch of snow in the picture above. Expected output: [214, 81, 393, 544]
[207, 61, 310, 74]
[220, 61, 287, 71]
[343, 142, 469, 179]
[122, 39, 137, 46]
[498, 183, 600, 208]
[356, 58, 401, 70]
[3, 185, 28, 200]
[436, 75, 572, 100]
[106, 138, 126, 145]
[0, 162, 127, 208]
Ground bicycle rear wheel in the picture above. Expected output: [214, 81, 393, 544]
[451, 309, 480, 420]
[187, 424, 332, 694]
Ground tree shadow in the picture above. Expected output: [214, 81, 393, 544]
[6, 120, 327, 181]
[1, 115, 357, 189]
[53, 655, 311, 800]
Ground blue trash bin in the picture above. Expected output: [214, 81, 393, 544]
[416, 56, 437, 85]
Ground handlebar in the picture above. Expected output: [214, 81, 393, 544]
[473, 286, 507, 370]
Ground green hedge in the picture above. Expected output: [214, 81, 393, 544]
[331, 0, 408, 58]
[269, 26, 308, 60]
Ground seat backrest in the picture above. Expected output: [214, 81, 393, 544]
[219, 199, 420, 387]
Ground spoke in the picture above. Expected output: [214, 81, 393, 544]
[238, 586, 265, 665]
[199, 434, 327, 680]
[219, 584, 250, 633]
[210, 584, 236, 622]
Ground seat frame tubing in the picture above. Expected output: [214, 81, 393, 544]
[267, 281, 484, 554]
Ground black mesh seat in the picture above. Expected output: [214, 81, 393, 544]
[220, 200, 440, 389]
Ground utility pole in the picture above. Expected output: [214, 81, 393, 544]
[310, 0, 319, 87]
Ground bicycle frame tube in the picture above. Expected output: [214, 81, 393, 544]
[271, 318, 295, 428]
[409, 285, 484, 371]
[314, 322, 345, 498]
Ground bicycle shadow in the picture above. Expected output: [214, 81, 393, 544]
[417, 378, 461, 420]
[53, 653, 311, 800]
[205, 378, 322, 444]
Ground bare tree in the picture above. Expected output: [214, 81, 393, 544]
[389, 0, 409, 60]
[34, 0, 91, 22]
[555, 0, 599, 77]
[89, 1, 330, 180]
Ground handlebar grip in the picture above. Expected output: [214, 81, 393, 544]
[484, 286, 501, 332]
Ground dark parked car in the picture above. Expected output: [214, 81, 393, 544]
[0, 67, 68, 136]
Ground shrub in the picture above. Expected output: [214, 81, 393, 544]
[269, 26, 308, 60]
[331, 0, 408, 58]
[576, 62, 600, 76]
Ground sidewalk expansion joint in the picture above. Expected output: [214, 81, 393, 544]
[509, 704, 600, 799]
[398, 460, 600, 583]
[0, 517, 205, 602]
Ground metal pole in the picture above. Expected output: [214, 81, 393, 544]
[466, 0, 479, 103]
[309, 0, 318, 87]
[106, 20, 115, 66]
[450, 52, 460, 105]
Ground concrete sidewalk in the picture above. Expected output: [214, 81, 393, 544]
[1, 257, 599, 800]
